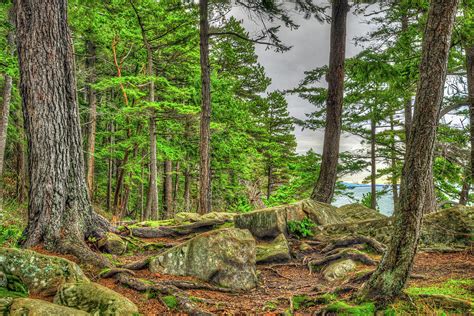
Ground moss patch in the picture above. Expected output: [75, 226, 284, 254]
[325, 301, 375, 315]
[405, 279, 473, 301]
[162, 295, 178, 309]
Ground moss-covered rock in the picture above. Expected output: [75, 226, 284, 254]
[97, 233, 127, 255]
[322, 259, 356, 281]
[149, 228, 257, 290]
[302, 200, 341, 225]
[256, 234, 290, 263]
[54, 282, 138, 315]
[201, 211, 235, 222]
[174, 212, 201, 224]
[0, 248, 88, 296]
[10, 298, 88, 316]
[336, 203, 386, 223]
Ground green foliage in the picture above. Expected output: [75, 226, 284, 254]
[325, 301, 375, 315]
[0, 225, 22, 247]
[162, 295, 178, 309]
[287, 218, 316, 238]
[405, 279, 474, 301]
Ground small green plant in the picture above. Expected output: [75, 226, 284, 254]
[162, 295, 178, 309]
[0, 225, 23, 247]
[287, 218, 316, 238]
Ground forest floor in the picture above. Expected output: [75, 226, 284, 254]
[32, 236, 474, 315]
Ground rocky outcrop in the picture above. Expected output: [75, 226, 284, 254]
[322, 259, 356, 281]
[149, 228, 257, 290]
[235, 199, 341, 239]
[54, 282, 138, 315]
[9, 298, 88, 316]
[336, 204, 386, 223]
[256, 234, 291, 263]
[0, 248, 88, 296]
[98, 233, 127, 255]
[319, 206, 474, 248]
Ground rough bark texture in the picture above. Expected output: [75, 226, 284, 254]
[183, 168, 191, 211]
[0, 29, 14, 201]
[173, 161, 180, 210]
[360, 0, 459, 304]
[390, 116, 400, 212]
[467, 47, 474, 191]
[85, 39, 97, 200]
[163, 160, 173, 218]
[14, 0, 107, 247]
[15, 107, 27, 204]
[198, 0, 212, 214]
[311, 0, 348, 203]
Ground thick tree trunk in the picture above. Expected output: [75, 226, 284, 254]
[311, 0, 348, 203]
[467, 47, 474, 192]
[360, 0, 459, 304]
[85, 39, 97, 200]
[423, 168, 437, 213]
[370, 116, 377, 210]
[14, 0, 108, 248]
[107, 121, 114, 212]
[459, 170, 470, 205]
[0, 29, 14, 203]
[198, 0, 212, 214]
[163, 160, 173, 218]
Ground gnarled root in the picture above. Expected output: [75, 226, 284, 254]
[322, 235, 386, 254]
[308, 248, 378, 272]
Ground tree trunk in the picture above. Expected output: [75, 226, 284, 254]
[360, 0, 459, 304]
[422, 168, 437, 214]
[15, 107, 27, 204]
[163, 160, 173, 218]
[459, 170, 470, 205]
[107, 121, 114, 212]
[370, 115, 377, 210]
[0, 29, 14, 202]
[173, 161, 180, 211]
[85, 39, 97, 200]
[267, 164, 273, 200]
[467, 46, 474, 193]
[390, 116, 399, 213]
[311, 0, 348, 203]
[183, 168, 191, 212]
[14, 0, 108, 248]
[198, 0, 212, 214]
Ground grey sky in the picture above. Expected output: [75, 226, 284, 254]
[230, 2, 378, 181]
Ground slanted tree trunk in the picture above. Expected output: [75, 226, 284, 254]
[360, 0, 459, 304]
[85, 39, 97, 200]
[198, 0, 212, 214]
[14, 0, 110, 248]
[163, 160, 173, 218]
[370, 114, 377, 210]
[0, 29, 14, 203]
[311, 0, 348, 203]
[423, 170, 437, 214]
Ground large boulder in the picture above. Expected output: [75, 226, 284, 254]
[235, 199, 340, 239]
[149, 228, 257, 290]
[256, 234, 291, 263]
[9, 298, 88, 316]
[54, 282, 138, 315]
[336, 203, 386, 223]
[0, 248, 88, 296]
[322, 259, 357, 281]
[235, 207, 287, 238]
[201, 211, 235, 222]
[98, 233, 127, 255]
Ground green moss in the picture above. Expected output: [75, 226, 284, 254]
[292, 295, 309, 310]
[292, 294, 337, 311]
[405, 279, 473, 301]
[325, 301, 375, 315]
[216, 222, 234, 229]
[130, 219, 176, 228]
[263, 300, 278, 311]
[0, 287, 27, 298]
[162, 295, 178, 309]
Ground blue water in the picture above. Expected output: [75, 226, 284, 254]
[333, 183, 394, 216]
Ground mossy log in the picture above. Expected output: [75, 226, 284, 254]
[128, 218, 229, 238]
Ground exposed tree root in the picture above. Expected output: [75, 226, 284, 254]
[99, 268, 136, 278]
[308, 248, 378, 272]
[57, 239, 210, 314]
[128, 219, 229, 238]
[158, 280, 234, 293]
[120, 258, 150, 270]
[321, 235, 386, 254]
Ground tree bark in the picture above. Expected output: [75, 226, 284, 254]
[370, 115, 377, 210]
[360, 0, 459, 304]
[311, 0, 348, 203]
[459, 170, 470, 205]
[0, 29, 14, 203]
[85, 39, 97, 200]
[163, 160, 173, 218]
[267, 164, 273, 200]
[467, 46, 474, 193]
[183, 168, 191, 212]
[107, 121, 114, 212]
[390, 116, 399, 212]
[173, 161, 180, 211]
[198, 0, 212, 214]
[14, 0, 108, 247]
